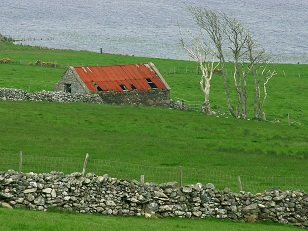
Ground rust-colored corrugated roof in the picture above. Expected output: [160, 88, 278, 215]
[73, 63, 169, 92]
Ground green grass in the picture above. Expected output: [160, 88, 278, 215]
[0, 208, 303, 231]
[0, 42, 307, 229]
[0, 100, 307, 192]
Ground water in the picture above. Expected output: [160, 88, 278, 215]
[0, 0, 307, 63]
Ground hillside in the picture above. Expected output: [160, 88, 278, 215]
[0, 42, 307, 192]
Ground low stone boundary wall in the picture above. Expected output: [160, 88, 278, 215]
[0, 88, 103, 104]
[0, 170, 307, 228]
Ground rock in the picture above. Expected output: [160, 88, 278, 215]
[42, 188, 52, 194]
[159, 205, 173, 212]
[221, 201, 231, 206]
[51, 189, 57, 198]
[106, 200, 116, 207]
[193, 211, 202, 217]
[200, 192, 210, 203]
[34, 196, 45, 205]
[16, 198, 24, 203]
[24, 188, 37, 194]
[1, 202, 13, 209]
[0, 192, 13, 199]
[145, 202, 158, 213]
[258, 204, 266, 209]
[205, 183, 215, 190]
[27, 194, 35, 202]
[242, 204, 258, 213]
[223, 187, 230, 194]
[194, 183, 202, 191]
[154, 191, 168, 198]
[182, 186, 192, 193]
[273, 196, 284, 202]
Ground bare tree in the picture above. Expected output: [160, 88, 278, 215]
[187, 6, 275, 119]
[180, 31, 219, 115]
[246, 34, 276, 119]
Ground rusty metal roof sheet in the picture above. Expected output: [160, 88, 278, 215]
[73, 63, 169, 92]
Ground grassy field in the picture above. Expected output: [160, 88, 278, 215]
[0, 208, 303, 231]
[0, 42, 307, 230]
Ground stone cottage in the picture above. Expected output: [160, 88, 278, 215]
[54, 63, 170, 106]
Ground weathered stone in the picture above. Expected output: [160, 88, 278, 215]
[242, 204, 258, 213]
[145, 202, 159, 213]
[258, 203, 266, 209]
[273, 196, 284, 202]
[194, 183, 202, 191]
[16, 198, 24, 203]
[42, 188, 52, 194]
[223, 187, 230, 194]
[27, 194, 35, 202]
[0, 192, 13, 199]
[1, 202, 13, 209]
[34, 196, 45, 205]
[182, 186, 192, 193]
[24, 188, 37, 194]
[221, 201, 231, 206]
[51, 189, 57, 198]
[106, 200, 116, 206]
[154, 191, 168, 199]
[159, 205, 172, 212]
[193, 211, 202, 217]
[205, 183, 215, 190]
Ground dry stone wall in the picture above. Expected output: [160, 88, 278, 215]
[0, 170, 307, 228]
[0, 88, 103, 104]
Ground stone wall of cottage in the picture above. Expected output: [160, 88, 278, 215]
[0, 170, 307, 228]
[99, 89, 170, 106]
[53, 68, 88, 94]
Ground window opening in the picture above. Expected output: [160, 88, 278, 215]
[92, 81, 102, 91]
[120, 84, 128, 91]
[130, 84, 137, 90]
[146, 78, 157, 88]
[64, 84, 72, 93]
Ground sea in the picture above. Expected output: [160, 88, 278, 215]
[1, 0, 307, 63]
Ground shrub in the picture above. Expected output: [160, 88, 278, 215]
[0, 57, 11, 64]
[34, 60, 57, 67]
[0, 34, 13, 43]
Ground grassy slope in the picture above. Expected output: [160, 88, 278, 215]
[0, 42, 308, 230]
[1, 43, 308, 180]
[0, 208, 303, 231]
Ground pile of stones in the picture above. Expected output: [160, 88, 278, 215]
[0, 170, 307, 228]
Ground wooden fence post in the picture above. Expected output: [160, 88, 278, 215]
[238, 176, 243, 191]
[179, 166, 183, 187]
[82, 153, 89, 176]
[141, 175, 145, 184]
[19, 151, 22, 173]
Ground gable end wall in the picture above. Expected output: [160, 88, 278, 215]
[53, 67, 89, 94]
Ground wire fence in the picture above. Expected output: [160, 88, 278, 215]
[171, 97, 203, 112]
[0, 152, 306, 193]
